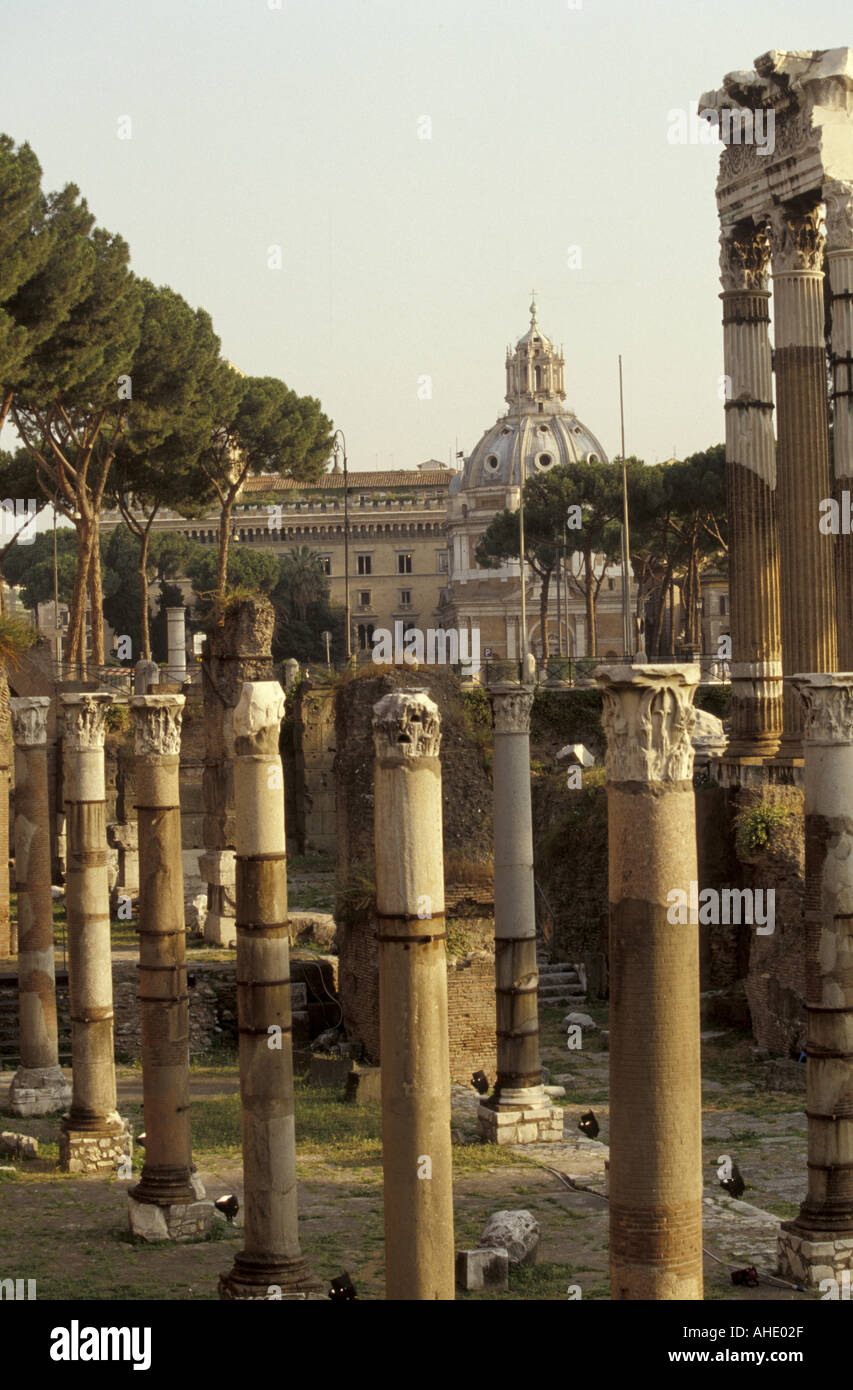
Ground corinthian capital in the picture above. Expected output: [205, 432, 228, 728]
[595, 664, 699, 784]
[823, 181, 853, 254]
[489, 685, 534, 735]
[10, 696, 50, 748]
[373, 689, 441, 761]
[130, 694, 185, 757]
[720, 222, 770, 292]
[792, 672, 853, 745]
[770, 200, 825, 272]
[60, 692, 112, 751]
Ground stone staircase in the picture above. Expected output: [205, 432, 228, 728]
[0, 970, 72, 1069]
[537, 960, 587, 1008]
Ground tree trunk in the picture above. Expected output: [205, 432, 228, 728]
[65, 523, 93, 668]
[584, 538, 597, 658]
[539, 568, 551, 659]
[139, 528, 152, 660]
[217, 496, 234, 599]
[88, 516, 105, 667]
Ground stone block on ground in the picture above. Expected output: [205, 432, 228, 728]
[479, 1210, 540, 1265]
[128, 1196, 216, 1243]
[456, 1246, 509, 1291]
[288, 912, 338, 951]
[562, 1011, 596, 1030]
[0, 1131, 38, 1160]
[344, 1067, 381, 1104]
[309, 1054, 355, 1087]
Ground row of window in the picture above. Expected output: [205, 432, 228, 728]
[351, 551, 448, 575]
[356, 589, 411, 610]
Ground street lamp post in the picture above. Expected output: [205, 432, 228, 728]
[332, 430, 351, 659]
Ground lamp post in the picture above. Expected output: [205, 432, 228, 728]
[332, 430, 351, 659]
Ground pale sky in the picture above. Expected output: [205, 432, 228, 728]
[3, 0, 851, 471]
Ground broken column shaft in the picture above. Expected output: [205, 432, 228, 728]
[219, 680, 318, 1298]
[59, 692, 130, 1174]
[477, 684, 561, 1145]
[778, 673, 853, 1286]
[596, 664, 703, 1300]
[373, 688, 455, 1300]
[128, 694, 213, 1241]
[7, 697, 71, 1116]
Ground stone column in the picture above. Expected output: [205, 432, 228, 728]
[166, 607, 187, 684]
[127, 694, 213, 1242]
[202, 599, 274, 946]
[778, 673, 853, 1286]
[58, 692, 130, 1174]
[0, 672, 11, 957]
[825, 182, 853, 669]
[373, 689, 455, 1300]
[718, 220, 783, 767]
[770, 198, 838, 756]
[477, 684, 562, 1145]
[7, 697, 71, 1116]
[596, 663, 703, 1300]
[219, 681, 318, 1298]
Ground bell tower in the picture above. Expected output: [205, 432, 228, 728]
[505, 294, 567, 415]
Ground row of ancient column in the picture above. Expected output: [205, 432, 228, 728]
[721, 190, 851, 770]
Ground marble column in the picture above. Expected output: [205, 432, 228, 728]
[596, 663, 703, 1300]
[7, 697, 71, 1117]
[373, 689, 455, 1300]
[477, 685, 562, 1145]
[166, 607, 187, 684]
[770, 198, 837, 756]
[825, 181, 853, 669]
[127, 694, 213, 1242]
[219, 681, 318, 1298]
[58, 692, 131, 1174]
[778, 673, 853, 1286]
[718, 220, 783, 766]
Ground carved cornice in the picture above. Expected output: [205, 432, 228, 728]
[488, 685, 534, 734]
[130, 694, 185, 757]
[770, 201, 826, 273]
[10, 696, 50, 748]
[595, 665, 699, 784]
[60, 693, 112, 751]
[720, 222, 770, 292]
[824, 180, 853, 254]
[373, 689, 441, 760]
[792, 673, 853, 744]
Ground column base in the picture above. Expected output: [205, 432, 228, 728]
[218, 1252, 323, 1300]
[130, 1167, 199, 1207]
[128, 1194, 216, 1243]
[7, 1065, 72, 1117]
[59, 1114, 132, 1174]
[777, 1224, 853, 1288]
[477, 1101, 564, 1145]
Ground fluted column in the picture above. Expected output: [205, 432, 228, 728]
[596, 663, 703, 1300]
[719, 221, 783, 761]
[59, 692, 130, 1174]
[219, 681, 318, 1298]
[7, 697, 71, 1116]
[128, 695, 213, 1241]
[373, 689, 455, 1301]
[477, 685, 562, 1145]
[770, 199, 838, 755]
[825, 182, 853, 668]
[778, 674, 853, 1287]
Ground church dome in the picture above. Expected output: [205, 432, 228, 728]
[451, 299, 608, 494]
